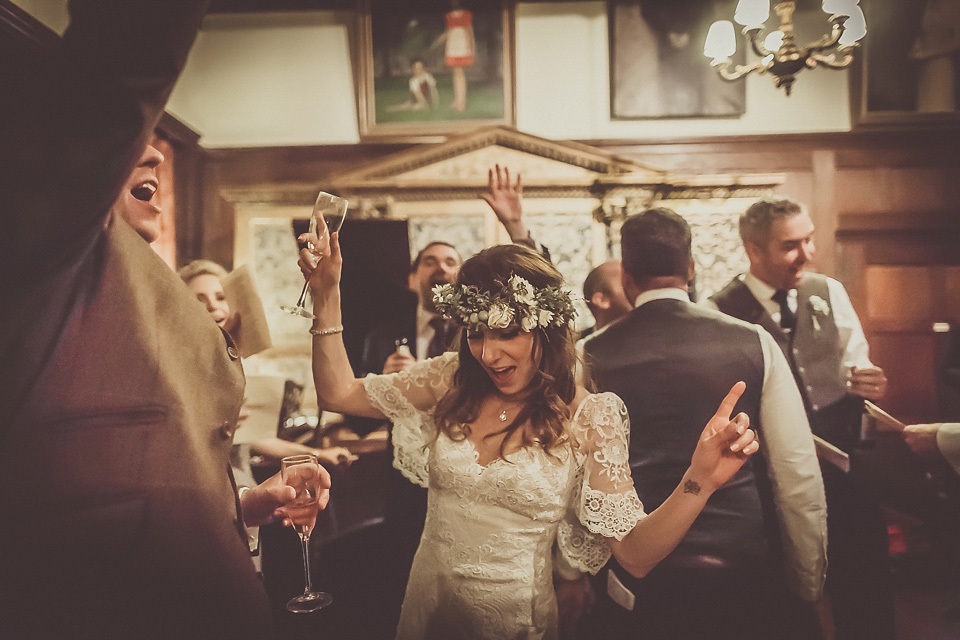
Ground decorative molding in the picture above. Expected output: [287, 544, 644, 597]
[331, 126, 662, 186]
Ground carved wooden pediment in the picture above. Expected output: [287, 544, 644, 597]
[328, 126, 783, 219]
[329, 125, 665, 204]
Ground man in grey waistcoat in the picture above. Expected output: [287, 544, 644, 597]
[708, 197, 894, 640]
[582, 208, 826, 640]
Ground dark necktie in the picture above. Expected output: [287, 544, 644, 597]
[772, 289, 796, 330]
[426, 316, 452, 358]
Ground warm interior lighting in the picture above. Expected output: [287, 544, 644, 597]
[822, 0, 859, 17]
[838, 6, 867, 46]
[706, 0, 865, 96]
[734, 0, 770, 28]
[763, 30, 784, 52]
[704, 21, 738, 61]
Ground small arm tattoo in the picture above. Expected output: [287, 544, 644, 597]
[683, 480, 701, 496]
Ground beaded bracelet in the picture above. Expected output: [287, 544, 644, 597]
[309, 324, 344, 336]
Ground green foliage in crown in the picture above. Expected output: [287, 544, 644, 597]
[432, 274, 576, 332]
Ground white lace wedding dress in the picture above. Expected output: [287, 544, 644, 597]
[363, 352, 646, 640]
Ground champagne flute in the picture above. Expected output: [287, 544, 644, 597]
[281, 454, 333, 613]
[281, 191, 348, 318]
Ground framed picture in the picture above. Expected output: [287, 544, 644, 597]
[356, 0, 515, 140]
[609, 0, 745, 119]
[852, 0, 960, 127]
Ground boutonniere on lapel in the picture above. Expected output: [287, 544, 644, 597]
[808, 295, 831, 331]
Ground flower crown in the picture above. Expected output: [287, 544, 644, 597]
[432, 274, 577, 332]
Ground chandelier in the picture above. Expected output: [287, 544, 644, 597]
[703, 0, 867, 95]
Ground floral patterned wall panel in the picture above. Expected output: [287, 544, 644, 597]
[683, 206, 749, 301]
[526, 211, 595, 329]
[408, 213, 486, 264]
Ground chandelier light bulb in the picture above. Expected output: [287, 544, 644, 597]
[838, 6, 867, 45]
[734, 0, 770, 28]
[704, 20, 737, 60]
[822, 0, 859, 17]
[763, 30, 784, 52]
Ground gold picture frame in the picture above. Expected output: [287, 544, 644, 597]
[355, 0, 516, 141]
[851, 0, 960, 127]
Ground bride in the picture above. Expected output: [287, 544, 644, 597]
[299, 232, 759, 640]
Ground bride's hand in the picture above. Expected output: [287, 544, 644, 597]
[297, 228, 342, 298]
[688, 381, 759, 493]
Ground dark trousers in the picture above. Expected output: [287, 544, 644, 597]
[821, 462, 896, 640]
[810, 399, 896, 640]
[582, 563, 819, 640]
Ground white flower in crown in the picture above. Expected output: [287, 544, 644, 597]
[521, 313, 538, 332]
[538, 308, 554, 327]
[808, 295, 830, 331]
[509, 274, 537, 306]
[487, 302, 515, 329]
[432, 283, 454, 304]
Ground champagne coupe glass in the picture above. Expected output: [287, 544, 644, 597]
[280, 191, 348, 318]
[281, 453, 333, 613]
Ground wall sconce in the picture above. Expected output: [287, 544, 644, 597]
[703, 0, 866, 95]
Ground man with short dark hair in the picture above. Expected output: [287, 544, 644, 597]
[708, 196, 895, 640]
[583, 208, 826, 640]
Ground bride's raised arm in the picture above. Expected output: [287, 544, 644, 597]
[594, 382, 758, 578]
[298, 229, 385, 420]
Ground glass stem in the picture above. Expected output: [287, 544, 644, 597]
[300, 533, 313, 594]
[294, 281, 309, 309]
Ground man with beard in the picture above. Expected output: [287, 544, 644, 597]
[708, 196, 894, 640]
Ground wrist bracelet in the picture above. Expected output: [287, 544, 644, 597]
[309, 324, 344, 336]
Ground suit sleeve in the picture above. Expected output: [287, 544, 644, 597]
[756, 327, 828, 601]
[1, 0, 210, 288]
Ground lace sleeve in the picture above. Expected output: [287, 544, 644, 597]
[362, 352, 458, 487]
[556, 393, 645, 574]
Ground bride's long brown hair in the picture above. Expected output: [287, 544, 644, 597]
[433, 245, 578, 459]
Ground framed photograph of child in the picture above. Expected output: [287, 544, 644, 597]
[356, 0, 515, 141]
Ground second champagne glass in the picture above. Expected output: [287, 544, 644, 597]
[281, 454, 332, 613]
[281, 191, 348, 318]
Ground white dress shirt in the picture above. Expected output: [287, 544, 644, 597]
[640, 288, 828, 601]
[939, 423, 960, 475]
[703, 272, 874, 375]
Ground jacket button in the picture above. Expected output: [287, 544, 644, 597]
[218, 421, 235, 440]
[812, 403, 820, 411]
[227, 346, 240, 360]
[798, 366, 805, 374]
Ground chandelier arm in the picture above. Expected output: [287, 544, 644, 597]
[743, 27, 772, 58]
[713, 58, 767, 81]
[807, 49, 856, 70]
[805, 17, 847, 53]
